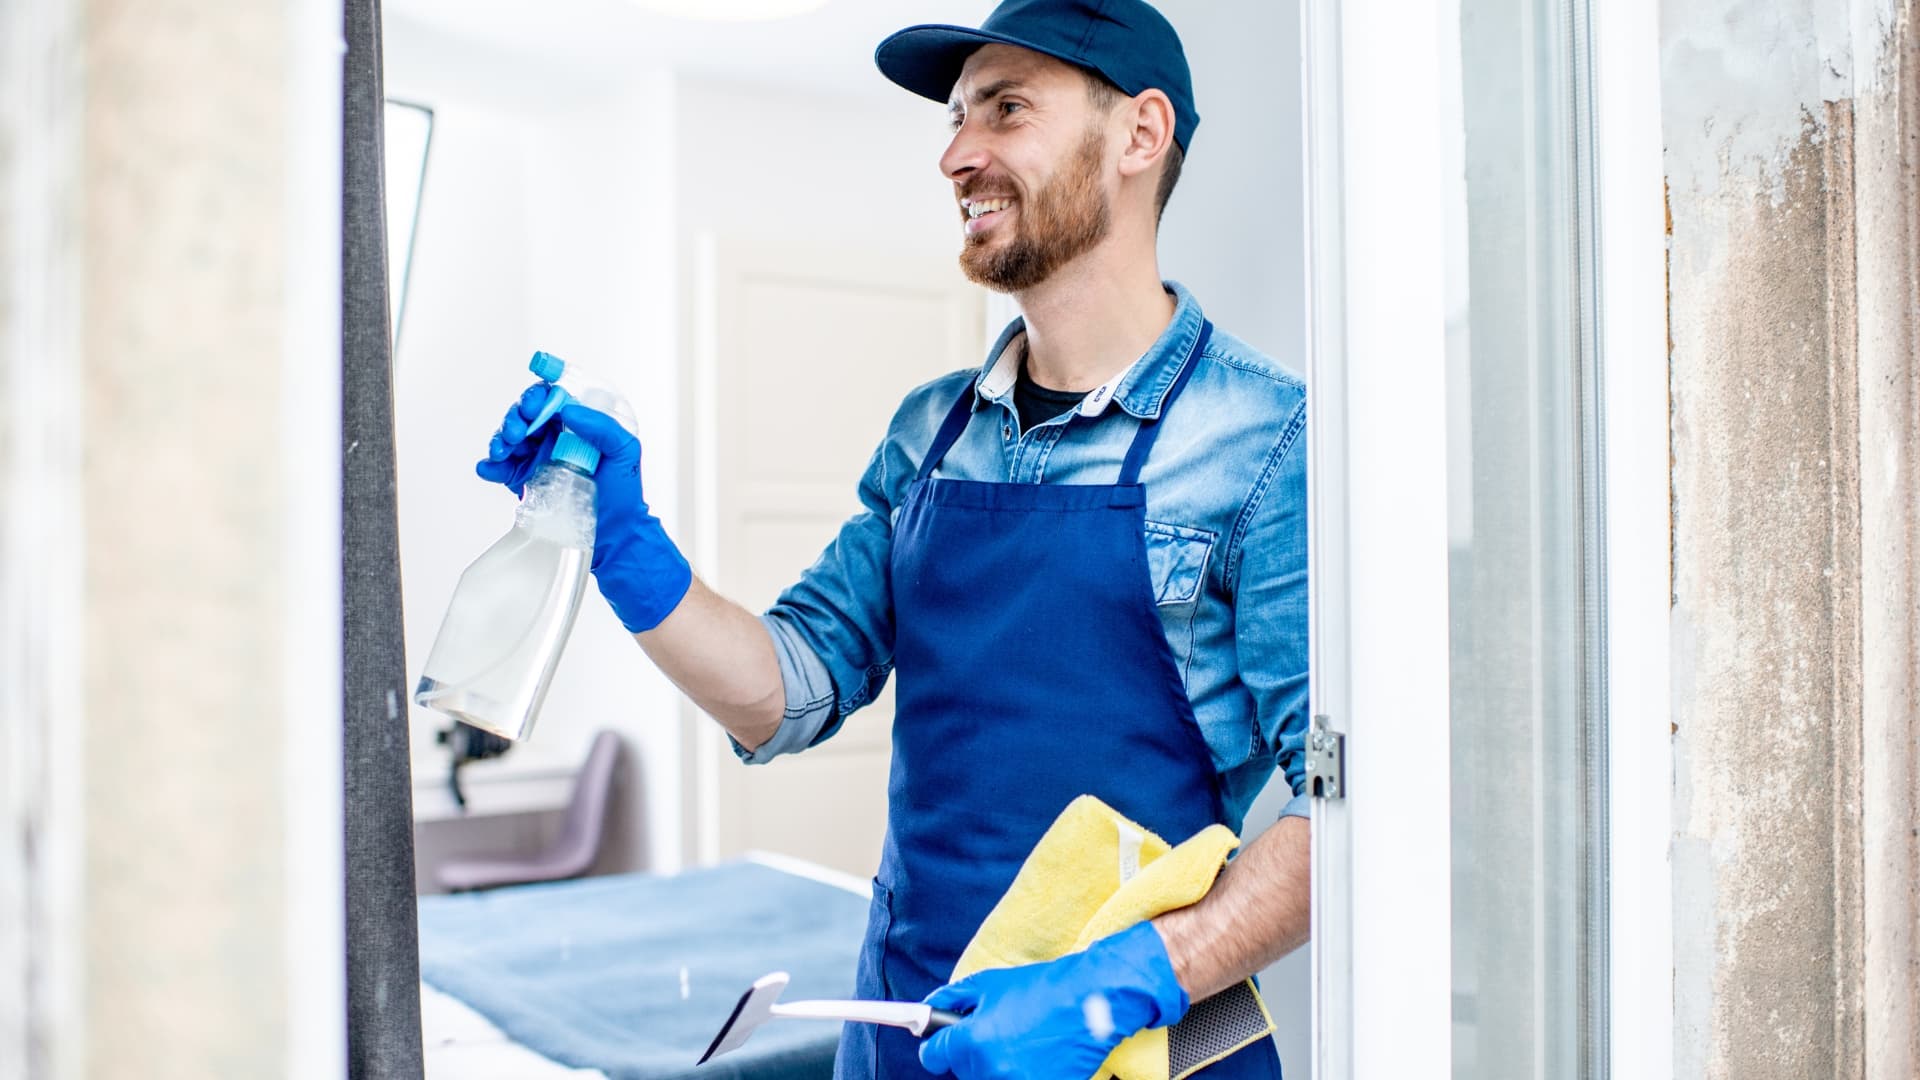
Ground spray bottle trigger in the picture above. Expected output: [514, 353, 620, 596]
[526, 384, 573, 437]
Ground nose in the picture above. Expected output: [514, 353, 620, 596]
[941, 117, 989, 185]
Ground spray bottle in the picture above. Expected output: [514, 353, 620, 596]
[412, 352, 634, 741]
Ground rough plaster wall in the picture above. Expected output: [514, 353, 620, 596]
[1665, 2, 1920, 1078]
[81, 0, 291, 1075]
[1665, 2, 1853, 1077]
[1668, 113, 1852, 1080]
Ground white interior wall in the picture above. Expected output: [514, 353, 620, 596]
[674, 77, 958, 256]
[382, 22, 968, 876]
[668, 74, 965, 533]
[385, 17, 684, 870]
[667, 72, 967, 621]
[1156, 0, 1306, 361]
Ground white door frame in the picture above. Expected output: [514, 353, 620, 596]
[1302, 0, 1672, 1077]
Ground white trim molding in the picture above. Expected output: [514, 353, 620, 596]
[282, 2, 347, 1077]
[1590, 0, 1676, 1076]
[1, 1, 89, 1076]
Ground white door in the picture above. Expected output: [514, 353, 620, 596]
[1305, 0, 1670, 1077]
[684, 234, 985, 879]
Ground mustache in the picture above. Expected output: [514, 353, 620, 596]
[956, 176, 1020, 203]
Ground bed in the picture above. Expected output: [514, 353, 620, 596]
[419, 853, 873, 1080]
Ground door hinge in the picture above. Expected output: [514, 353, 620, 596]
[1305, 715, 1346, 799]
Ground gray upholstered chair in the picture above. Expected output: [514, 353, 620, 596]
[435, 729, 623, 892]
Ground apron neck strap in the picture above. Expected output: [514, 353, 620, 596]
[917, 385, 979, 482]
[1118, 320, 1213, 486]
[916, 320, 1215, 486]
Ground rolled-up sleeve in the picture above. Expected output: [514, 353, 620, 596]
[730, 397, 921, 764]
[732, 613, 843, 763]
[1232, 400, 1312, 820]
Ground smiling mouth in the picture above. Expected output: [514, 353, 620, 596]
[964, 197, 1014, 219]
[961, 196, 1015, 237]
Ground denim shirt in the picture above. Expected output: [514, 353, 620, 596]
[749, 282, 1311, 830]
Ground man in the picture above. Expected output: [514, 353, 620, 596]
[479, 2, 1310, 1078]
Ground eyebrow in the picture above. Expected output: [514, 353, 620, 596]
[947, 78, 1028, 118]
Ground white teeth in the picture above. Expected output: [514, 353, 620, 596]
[967, 198, 1011, 219]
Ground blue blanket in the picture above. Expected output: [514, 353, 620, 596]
[419, 861, 871, 1080]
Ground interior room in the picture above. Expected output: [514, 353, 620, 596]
[383, 0, 1310, 1075]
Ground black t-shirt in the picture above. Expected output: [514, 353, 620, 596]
[1014, 349, 1087, 434]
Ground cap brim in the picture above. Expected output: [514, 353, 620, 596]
[875, 23, 1090, 106]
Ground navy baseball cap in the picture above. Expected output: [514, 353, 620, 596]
[876, 0, 1200, 152]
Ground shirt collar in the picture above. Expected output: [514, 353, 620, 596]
[971, 281, 1207, 421]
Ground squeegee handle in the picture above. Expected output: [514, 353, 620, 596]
[769, 998, 960, 1036]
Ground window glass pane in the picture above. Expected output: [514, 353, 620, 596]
[1442, 0, 1602, 1077]
[384, 100, 433, 346]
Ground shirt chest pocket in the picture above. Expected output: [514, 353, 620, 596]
[1143, 520, 1216, 606]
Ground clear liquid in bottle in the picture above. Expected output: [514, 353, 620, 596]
[414, 463, 597, 741]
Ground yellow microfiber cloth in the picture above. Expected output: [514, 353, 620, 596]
[948, 795, 1275, 1080]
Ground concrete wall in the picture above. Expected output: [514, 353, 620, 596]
[1663, 1, 1919, 1076]
[2, 0, 346, 1076]
[83, 3, 295, 1074]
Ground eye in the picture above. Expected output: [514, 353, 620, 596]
[999, 100, 1025, 117]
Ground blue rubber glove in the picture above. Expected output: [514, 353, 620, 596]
[476, 383, 563, 497]
[918, 922, 1189, 1080]
[476, 385, 692, 633]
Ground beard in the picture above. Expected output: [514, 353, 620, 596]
[959, 126, 1112, 293]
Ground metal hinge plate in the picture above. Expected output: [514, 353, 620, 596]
[1305, 715, 1346, 799]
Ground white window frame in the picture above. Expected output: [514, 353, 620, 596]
[1301, 0, 1672, 1077]
[1589, 0, 1673, 1074]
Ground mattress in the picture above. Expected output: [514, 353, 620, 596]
[419, 853, 871, 1080]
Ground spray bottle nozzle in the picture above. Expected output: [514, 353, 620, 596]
[529, 350, 567, 383]
[526, 351, 571, 434]
[524, 352, 601, 475]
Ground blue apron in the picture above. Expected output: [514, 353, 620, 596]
[835, 322, 1282, 1080]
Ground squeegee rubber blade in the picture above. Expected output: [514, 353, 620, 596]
[697, 985, 758, 1065]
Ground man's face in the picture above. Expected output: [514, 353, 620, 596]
[943, 45, 1115, 293]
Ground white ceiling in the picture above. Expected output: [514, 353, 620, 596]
[386, 0, 999, 100]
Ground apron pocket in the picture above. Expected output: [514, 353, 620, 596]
[1144, 520, 1216, 605]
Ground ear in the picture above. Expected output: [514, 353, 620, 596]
[1114, 88, 1176, 182]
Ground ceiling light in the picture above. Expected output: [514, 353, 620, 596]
[628, 0, 832, 20]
